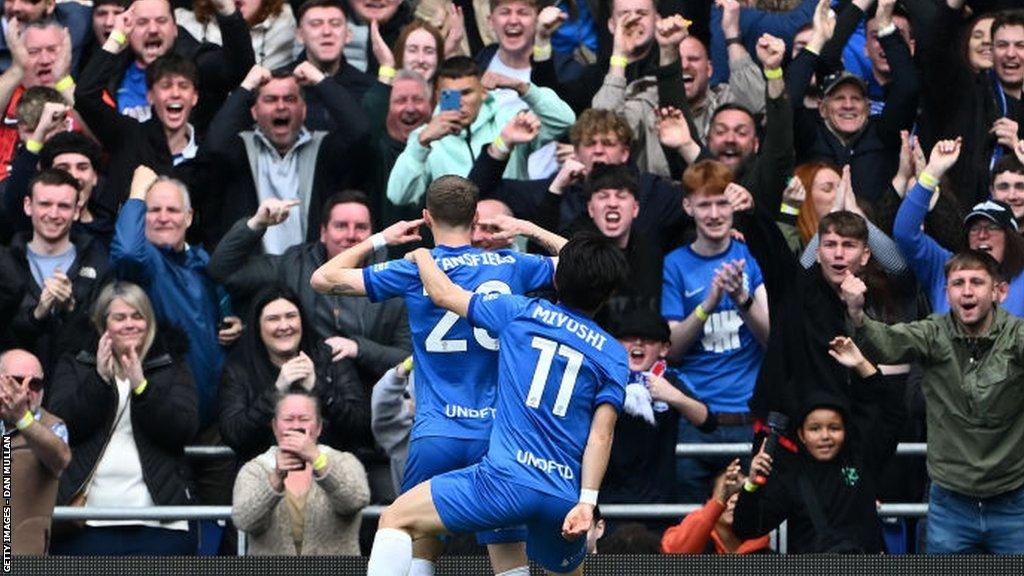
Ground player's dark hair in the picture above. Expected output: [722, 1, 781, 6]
[991, 9, 1024, 43]
[426, 175, 478, 229]
[556, 233, 629, 314]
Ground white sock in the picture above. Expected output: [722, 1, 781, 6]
[409, 558, 436, 576]
[367, 528, 412, 576]
[495, 567, 530, 576]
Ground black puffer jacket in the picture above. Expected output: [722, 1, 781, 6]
[219, 342, 371, 462]
[46, 326, 199, 506]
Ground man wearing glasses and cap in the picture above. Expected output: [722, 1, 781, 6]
[0, 348, 71, 555]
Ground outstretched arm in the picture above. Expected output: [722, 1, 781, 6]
[409, 248, 471, 317]
[310, 219, 423, 296]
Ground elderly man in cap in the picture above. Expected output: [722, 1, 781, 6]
[0, 348, 71, 555]
[894, 137, 1024, 316]
[789, 0, 920, 207]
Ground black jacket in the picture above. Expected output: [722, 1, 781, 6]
[73, 48, 205, 226]
[218, 342, 371, 462]
[47, 328, 199, 506]
[788, 32, 920, 206]
[198, 82, 368, 245]
[917, 3, 1024, 212]
[733, 381, 903, 553]
[4, 231, 111, 371]
[207, 219, 411, 382]
[90, 12, 255, 134]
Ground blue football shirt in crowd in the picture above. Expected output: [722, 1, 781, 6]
[661, 240, 765, 413]
[363, 245, 554, 441]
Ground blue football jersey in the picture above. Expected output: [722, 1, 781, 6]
[661, 240, 765, 412]
[467, 293, 628, 501]
[363, 245, 554, 441]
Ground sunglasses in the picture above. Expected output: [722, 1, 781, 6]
[3, 375, 45, 392]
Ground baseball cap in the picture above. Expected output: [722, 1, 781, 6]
[964, 199, 1019, 232]
[822, 71, 868, 97]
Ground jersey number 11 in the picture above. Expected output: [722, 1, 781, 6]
[526, 336, 583, 418]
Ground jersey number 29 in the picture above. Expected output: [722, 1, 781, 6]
[526, 336, 583, 417]
[424, 280, 511, 352]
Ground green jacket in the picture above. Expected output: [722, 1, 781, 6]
[853, 307, 1024, 498]
[385, 84, 575, 208]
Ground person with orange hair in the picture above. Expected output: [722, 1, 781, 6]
[662, 159, 769, 503]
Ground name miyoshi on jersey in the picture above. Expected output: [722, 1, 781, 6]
[530, 304, 608, 352]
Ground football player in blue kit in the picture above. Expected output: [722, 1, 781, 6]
[366, 234, 630, 576]
[311, 175, 567, 574]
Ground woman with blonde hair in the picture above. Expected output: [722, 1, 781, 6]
[48, 281, 199, 555]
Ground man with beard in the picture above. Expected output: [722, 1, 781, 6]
[199, 64, 368, 249]
[894, 137, 1024, 316]
[846, 250, 1024, 553]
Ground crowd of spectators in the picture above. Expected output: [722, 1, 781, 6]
[1, 0, 1023, 559]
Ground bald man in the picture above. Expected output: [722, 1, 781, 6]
[0, 348, 70, 554]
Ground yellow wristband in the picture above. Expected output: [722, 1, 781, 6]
[110, 30, 127, 46]
[493, 134, 509, 154]
[55, 75, 75, 92]
[694, 304, 709, 322]
[132, 379, 148, 396]
[15, 410, 35, 431]
[533, 43, 552, 60]
[918, 171, 939, 190]
[312, 452, 328, 472]
[763, 67, 783, 80]
[780, 203, 800, 216]
[401, 356, 413, 374]
[610, 55, 629, 68]
[25, 139, 43, 153]
[378, 65, 396, 79]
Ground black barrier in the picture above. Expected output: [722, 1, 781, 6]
[13, 555, 1024, 575]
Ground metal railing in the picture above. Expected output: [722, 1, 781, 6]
[55, 442, 929, 555]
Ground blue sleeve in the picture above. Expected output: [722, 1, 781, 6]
[892, 183, 951, 296]
[467, 293, 529, 334]
[661, 255, 687, 321]
[514, 252, 555, 292]
[110, 199, 160, 283]
[362, 259, 419, 303]
[710, 0, 818, 86]
[594, 350, 628, 411]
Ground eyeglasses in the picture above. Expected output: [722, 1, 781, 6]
[2, 375, 45, 392]
[968, 222, 1002, 235]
